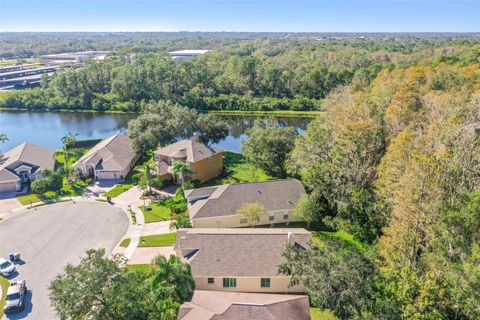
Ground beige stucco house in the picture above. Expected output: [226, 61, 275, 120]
[154, 135, 223, 183]
[0, 142, 56, 193]
[178, 290, 311, 320]
[184, 179, 306, 228]
[174, 228, 311, 294]
[73, 135, 138, 180]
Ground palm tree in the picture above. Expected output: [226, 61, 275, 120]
[0, 133, 8, 162]
[0, 133, 8, 143]
[172, 161, 193, 185]
[60, 132, 79, 178]
[151, 255, 195, 302]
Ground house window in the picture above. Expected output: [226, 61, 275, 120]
[269, 213, 275, 222]
[261, 278, 271, 288]
[223, 278, 237, 288]
[283, 212, 289, 220]
[208, 278, 215, 285]
[240, 218, 247, 224]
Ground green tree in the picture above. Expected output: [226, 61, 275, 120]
[150, 255, 195, 303]
[169, 214, 192, 230]
[61, 132, 79, 180]
[196, 113, 229, 146]
[49, 249, 151, 320]
[237, 202, 267, 227]
[242, 124, 297, 178]
[279, 238, 381, 320]
[172, 161, 193, 185]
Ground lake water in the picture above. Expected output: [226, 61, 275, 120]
[1, 110, 311, 152]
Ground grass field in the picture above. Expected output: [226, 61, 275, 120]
[311, 308, 337, 320]
[140, 201, 172, 223]
[0, 276, 10, 318]
[201, 151, 272, 187]
[139, 233, 176, 247]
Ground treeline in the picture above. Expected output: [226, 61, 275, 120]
[2, 32, 479, 59]
[283, 55, 480, 318]
[2, 37, 479, 112]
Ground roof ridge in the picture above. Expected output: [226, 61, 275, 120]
[229, 178, 302, 187]
[17, 142, 28, 160]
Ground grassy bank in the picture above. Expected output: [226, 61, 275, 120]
[0, 106, 320, 118]
[201, 109, 322, 118]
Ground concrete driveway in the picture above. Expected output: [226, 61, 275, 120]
[0, 201, 129, 319]
[0, 192, 22, 217]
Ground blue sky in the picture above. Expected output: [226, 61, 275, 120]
[0, 0, 478, 32]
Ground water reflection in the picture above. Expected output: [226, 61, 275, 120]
[1, 111, 310, 152]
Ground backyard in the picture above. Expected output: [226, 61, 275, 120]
[200, 151, 272, 187]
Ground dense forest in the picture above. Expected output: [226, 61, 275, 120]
[1, 35, 480, 112]
[278, 54, 480, 319]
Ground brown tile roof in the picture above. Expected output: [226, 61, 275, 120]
[155, 139, 222, 163]
[175, 228, 311, 277]
[0, 142, 56, 182]
[179, 290, 311, 320]
[73, 135, 136, 171]
[184, 179, 306, 219]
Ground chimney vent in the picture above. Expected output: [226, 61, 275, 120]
[288, 231, 296, 247]
[192, 133, 200, 143]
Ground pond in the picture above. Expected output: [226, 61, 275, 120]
[1, 110, 311, 152]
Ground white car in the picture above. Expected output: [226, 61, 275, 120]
[0, 257, 16, 276]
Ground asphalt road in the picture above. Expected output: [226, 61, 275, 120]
[0, 201, 129, 319]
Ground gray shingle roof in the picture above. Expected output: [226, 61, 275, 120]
[184, 179, 306, 219]
[155, 139, 222, 163]
[73, 135, 136, 171]
[175, 228, 311, 277]
[179, 290, 311, 320]
[0, 142, 56, 182]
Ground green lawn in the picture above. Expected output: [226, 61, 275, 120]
[311, 308, 337, 320]
[141, 201, 172, 223]
[0, 276, 10, 318]
[120, 238, 131, 247]
[201, 151, 272, 187]
[139, 233, 176, 247]
[103, 183, 134, 198]
[127, 264, 153, 274]
[16, 179, 90, 205]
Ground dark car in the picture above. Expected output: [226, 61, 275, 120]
[3, 280, 27, 314]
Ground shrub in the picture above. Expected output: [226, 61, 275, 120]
[31, 179, 49, 194]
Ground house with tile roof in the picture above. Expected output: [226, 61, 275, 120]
[0, 142, 56, 193]
[184, 179, 306, 228]
[154, 134, 223, 183]
[73, 135, 138, 180]
[174, 228, 310, 293]
[178, 290, 311, 320]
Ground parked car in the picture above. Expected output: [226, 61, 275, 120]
[0, 257, 15, 276]
[4, 280, 27, 314]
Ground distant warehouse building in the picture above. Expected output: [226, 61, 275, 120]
[169, 50, 209, 61]
[39, 51, 109, 65]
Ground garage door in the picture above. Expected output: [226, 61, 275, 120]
[0, 181, 17, 193]
[96, 171, 119, 180]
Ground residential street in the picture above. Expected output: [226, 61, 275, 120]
[0, 201, 129, 320]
